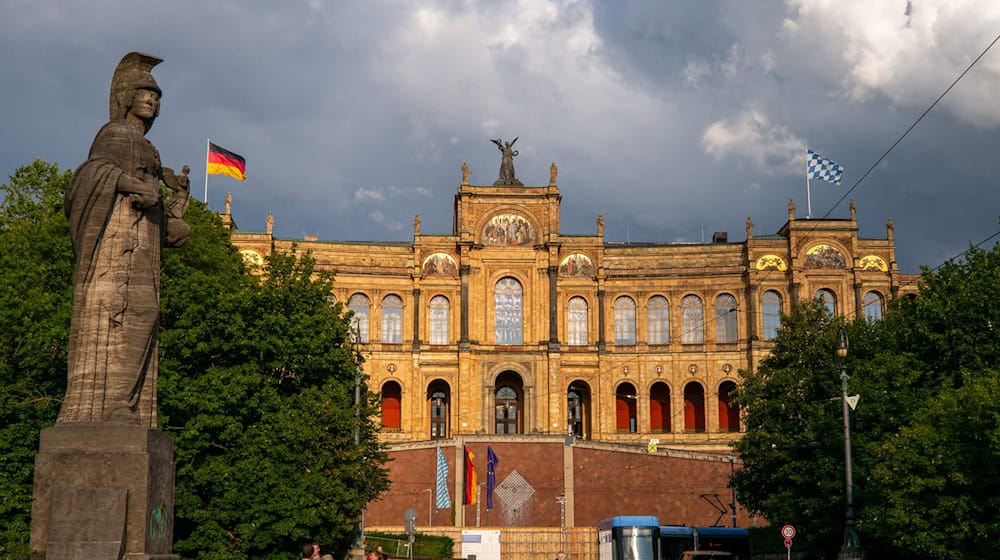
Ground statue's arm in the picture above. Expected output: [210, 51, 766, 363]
[116, 173, 160, 208]
[163, 165, 191, 247]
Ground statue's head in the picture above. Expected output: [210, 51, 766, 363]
[109, 52, 162, 126]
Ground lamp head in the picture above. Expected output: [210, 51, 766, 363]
[836, 327, 849, 359]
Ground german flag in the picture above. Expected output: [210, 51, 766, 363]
[463, 447, 477, 505]
[207, 142, 246, 181]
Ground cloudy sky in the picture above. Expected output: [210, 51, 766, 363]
[3, 0, 999, 273]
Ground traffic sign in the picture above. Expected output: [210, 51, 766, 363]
[781, 525, 796, 539]
[784, 539, 792, 548]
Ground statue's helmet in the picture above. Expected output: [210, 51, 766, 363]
[109, 52, 162, 123]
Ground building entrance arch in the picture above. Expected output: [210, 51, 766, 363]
[494, 370, 524, 434]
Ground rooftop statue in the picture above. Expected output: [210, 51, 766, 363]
[58, 52, 191, 426]
[491, 136, 523, 186]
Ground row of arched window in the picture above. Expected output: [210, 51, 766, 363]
[378, 378, 741, 438]
[346, 282, 885, 345]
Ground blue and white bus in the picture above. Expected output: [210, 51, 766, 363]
[597, 517, 750, 560]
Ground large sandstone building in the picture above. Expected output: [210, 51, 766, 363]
[227, 157, 912, 532]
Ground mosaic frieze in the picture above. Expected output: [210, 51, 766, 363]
[482, 213, 534, 246]
[559, 253, 595, 277]
[422, 252, 458, 276]
[803, 243, 846, 269]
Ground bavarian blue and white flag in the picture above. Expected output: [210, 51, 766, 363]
[435, 446, 451, 509]
[807, 149, 844, 185]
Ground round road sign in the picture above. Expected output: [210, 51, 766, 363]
[784, 539, 792, 548]
[781, 525, 796, 539]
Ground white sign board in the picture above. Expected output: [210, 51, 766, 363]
[462, 530, 501, 560]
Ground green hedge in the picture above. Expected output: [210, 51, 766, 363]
[365, 531, 455, 559]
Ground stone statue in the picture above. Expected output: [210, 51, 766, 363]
[461, 161, 470, 186]
[266, 211, 274, 234]
[491, 137, 523, 186]
[225, 191, 232, 214]
[549, 162, 558, 186]
[58, 52, 190, 427]
[413, 213, 421, 235]
[746, 216, 753, 239]
[597, 214, 604, 236]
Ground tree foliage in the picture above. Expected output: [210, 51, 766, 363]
[733, 244, 1000, 559]
[0, 160, 73, 559]
[0, 160, 389, 559]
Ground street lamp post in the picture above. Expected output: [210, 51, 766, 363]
[350, 325, 366, 560]
[836, 327, 862, 559]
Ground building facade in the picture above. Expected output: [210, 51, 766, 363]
[228, 160, 913, 528]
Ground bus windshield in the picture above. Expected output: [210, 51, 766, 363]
[618, 526, 656, 560]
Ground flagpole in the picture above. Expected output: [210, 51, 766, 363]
[807, 176, 812, 218]
[806, 151, 812, 218]
[204, 138, 210, 204]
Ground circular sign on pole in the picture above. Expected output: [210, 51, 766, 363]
[784, 539, 792, 548]
[781, 525, 796, 539]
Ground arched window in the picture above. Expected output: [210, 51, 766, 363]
[649, 382, 671, 433]
[348, 293, 370, 343]
[647, 296, 669, 345]
[567, 296, 588, 345]
[684, 382, 706, 433]
[715, 294, 737, 343]
[381, 381, 402, 430]
[615, 383, 638, 433]
[428, 381, 450, 440]
[381, 295, 403, 343]
[815, 289, 836, 316]
[681, 295, 704, 344]
[761, 290, 781, 341]
[864, 291, 884, 322]
[718, 381, 739, 432]
[614, 296, 636, 345]
[429, 295, 450, 345]
[567, 382, 592, 439]
[494, 278, 523, 344]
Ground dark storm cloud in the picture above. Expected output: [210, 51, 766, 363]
[2, 0, 999, 272]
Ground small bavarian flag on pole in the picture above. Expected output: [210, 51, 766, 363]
[805, 148, 844, 217]
[807, 149, 844, 185]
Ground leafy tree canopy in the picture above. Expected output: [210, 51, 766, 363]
[733, 243, 1000, 560]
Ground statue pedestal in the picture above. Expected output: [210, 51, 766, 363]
[30, 423, 178, 560]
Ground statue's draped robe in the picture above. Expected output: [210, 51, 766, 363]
[498, 146, 516, 181]
[59, 121, 188, 426]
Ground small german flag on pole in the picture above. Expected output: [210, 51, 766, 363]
[204, 140, 246, 202]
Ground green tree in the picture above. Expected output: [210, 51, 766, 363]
[733, 243, 1000, 559]
[730, 302, 848, 556]
[159, 216, 390, 559]
[0, 160, 73, 558]
[860, 246, 1000, 559]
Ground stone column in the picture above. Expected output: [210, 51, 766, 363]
[460, 265, 470, 346]
[597, 290, 607, 353]
[412, 288, 422, 349]
[548, 265, 559, 349]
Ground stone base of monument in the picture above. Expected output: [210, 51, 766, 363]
[30, 423, 178, 560]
